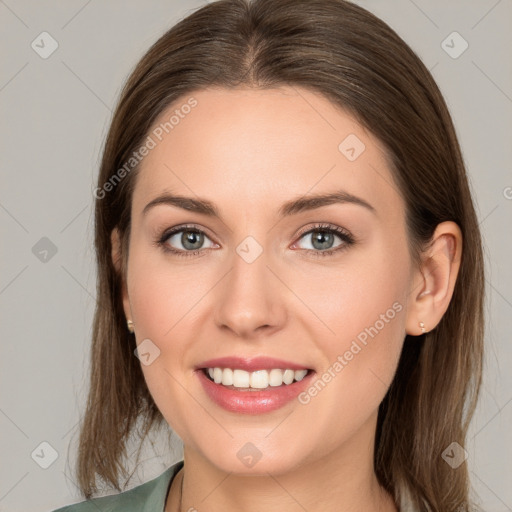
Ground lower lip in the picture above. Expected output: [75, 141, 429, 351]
[196, 369, 315, 414]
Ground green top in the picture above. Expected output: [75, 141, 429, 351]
[51, 459, 184, 512]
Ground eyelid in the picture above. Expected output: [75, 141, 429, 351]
[294, 223, 352, 239]
[158, 223, 214, 241]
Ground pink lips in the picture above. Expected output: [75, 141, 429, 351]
[195, 356, 314, 414]
[196, 356, 311, 372]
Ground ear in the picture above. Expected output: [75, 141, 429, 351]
[111, 227, 132, 325]
[405, 221, 463, 336]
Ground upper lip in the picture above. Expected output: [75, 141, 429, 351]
[196, 356, 312, 372]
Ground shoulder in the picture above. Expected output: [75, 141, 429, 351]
[49, 460, 184, 512]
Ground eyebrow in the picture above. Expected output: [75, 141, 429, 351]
[142, 189, 377, 219]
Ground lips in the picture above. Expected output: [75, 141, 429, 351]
[194, 355, 315, 414]
[195, 356, 312, 372]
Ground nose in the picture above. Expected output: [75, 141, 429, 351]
[213, 245, 287, 340]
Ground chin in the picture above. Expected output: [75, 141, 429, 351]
[196, 440, 309, 477]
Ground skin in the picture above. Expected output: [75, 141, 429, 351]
[111, 86, 462, 512]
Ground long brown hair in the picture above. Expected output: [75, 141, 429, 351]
[75, 1, 485, 509]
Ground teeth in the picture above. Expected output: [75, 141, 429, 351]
[269, 369, 284, 387]
[205, 367, 309, 389]
[213, 367, 222, 384]
[249, 370, 268, 389]
[221, 368, 233, 386]
[233, 369, 250, 387]
[282, 369, 295, 385]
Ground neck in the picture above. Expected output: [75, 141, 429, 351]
[166, 415, 398, 512]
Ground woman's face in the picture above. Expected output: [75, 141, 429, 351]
[115, 86, 418, 475]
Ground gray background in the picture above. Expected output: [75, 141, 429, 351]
[0, 1, 511, 511]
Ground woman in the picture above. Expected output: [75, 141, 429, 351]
[52, 0, 485, 510]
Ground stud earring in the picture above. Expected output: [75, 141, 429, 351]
[127, 319, 134, 333]
[419, 321, 426, 334]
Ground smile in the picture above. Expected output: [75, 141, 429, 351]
[203, 367, 310, 390]
[196, 366, 315, 414]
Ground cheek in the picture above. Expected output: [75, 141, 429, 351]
[291, 241, 408, 346]
[127, 247, 208, 340]
[126, 250, 216, 426]
[127, 252, 198, 434]
[298, 250, 408, 430]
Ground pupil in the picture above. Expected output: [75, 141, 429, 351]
[182, 230, 203, 250]
[313, 231, 333, 250]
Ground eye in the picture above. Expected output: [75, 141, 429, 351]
[156, 224, 217, 257]
[292, 223, 355, 257]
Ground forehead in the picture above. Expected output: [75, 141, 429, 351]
[132, 86, 403, 222]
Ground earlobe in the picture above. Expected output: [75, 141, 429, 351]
[405, 221, 462, 336]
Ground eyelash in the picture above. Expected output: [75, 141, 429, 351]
[155, 223, 355, 259]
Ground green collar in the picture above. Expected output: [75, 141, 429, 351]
[144, 459, 184, 512]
